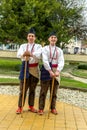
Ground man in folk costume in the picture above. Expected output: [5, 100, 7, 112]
[38, 31, 64, 115]
[16, 28, 42, 114]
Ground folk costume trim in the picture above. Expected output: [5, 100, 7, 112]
[26, 43, 35, 53]
[49, 45, 58, 61]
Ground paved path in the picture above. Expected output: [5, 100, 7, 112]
[0, 75, 18, 79]
[0, 94, 87, 130]
[0, 74, 87, 130]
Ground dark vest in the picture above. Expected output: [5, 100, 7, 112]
[19, 61, 29, 80]
[40, 63, 52, 81]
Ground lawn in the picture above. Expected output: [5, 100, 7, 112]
[0, 78, 19, 83]
[0, 58, 21, 76]
[0, 76, 87, 90]
[71, 69, 87, 79]
[60, 77, 87, 89]
[0, 58, 87, 89]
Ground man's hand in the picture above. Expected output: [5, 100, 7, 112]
[48, 70, 55, 77]
[22, 51, 31, 61]
[55, 70, 60, 77]
[49, 70, 60, 78]
[23, 51, 31, 57]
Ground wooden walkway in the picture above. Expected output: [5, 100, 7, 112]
[0, 95, 87, 130]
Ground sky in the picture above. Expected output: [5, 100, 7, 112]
[72, 0, 87, 25]
[82, 0, 87, 25]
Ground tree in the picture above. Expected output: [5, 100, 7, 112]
[0, 0, 84, 46]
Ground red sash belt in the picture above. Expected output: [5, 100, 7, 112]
[52, 64, 58, 68]
[29, 63, 38, 67]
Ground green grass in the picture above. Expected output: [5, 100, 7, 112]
[0, 58, 21, 71]
[61, 77, 87, 89]
[0, 78, 19, 83]
[0, 70, 19, 76]
[0, 58, 87, 89]
[0, 76, 87, 90]
[71, 69, 87, 79]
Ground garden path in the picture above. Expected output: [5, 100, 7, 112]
[62, 72, 87, 84]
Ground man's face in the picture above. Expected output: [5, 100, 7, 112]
[48, 35, 57, 46]
[27, 33, 36, 43]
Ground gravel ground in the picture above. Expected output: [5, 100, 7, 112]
[0, 85, 87, 110]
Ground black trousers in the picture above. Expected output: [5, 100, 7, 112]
[18, 74, 39, 107]
[39, 79, 59, 110]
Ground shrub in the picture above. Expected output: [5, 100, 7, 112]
[69, 61, 79, 65]
[15, 64, 21, 71]
[78, 64, 87, 70]
[0, 58, 21, 71]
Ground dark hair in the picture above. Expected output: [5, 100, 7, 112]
[48, 31, 57, 38]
